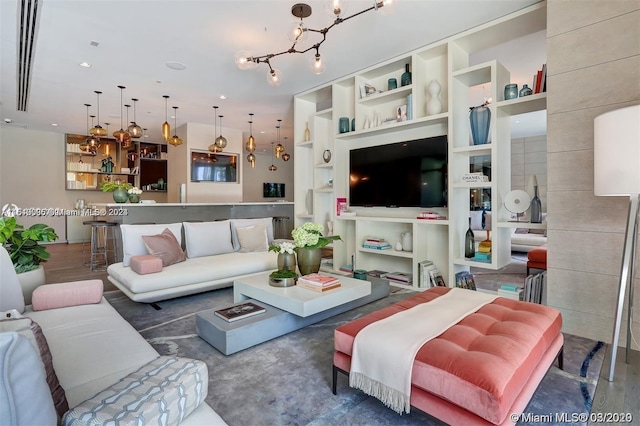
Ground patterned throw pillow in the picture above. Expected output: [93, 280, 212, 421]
[62, 356, 208, 426]
[142, 228, 187, 267]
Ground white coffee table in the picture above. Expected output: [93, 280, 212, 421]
[234, 271, 371, 317]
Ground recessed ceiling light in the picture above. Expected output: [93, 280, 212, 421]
[218, 95, 227, 100]
[51, 123, 58, 126]
[166, 61, 186, 71]
[90, 41, 99, 47]
[79, 62, 91, 68]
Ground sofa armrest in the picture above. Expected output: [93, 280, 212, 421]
[31, 280, 103, 311]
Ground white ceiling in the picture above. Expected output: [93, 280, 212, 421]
[0, 0, 543, 151]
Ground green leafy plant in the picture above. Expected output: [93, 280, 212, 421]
[0, 217, 59, 273]
[291, 222, 341, 249]
[269, 269, 298, 279]
[100, 180, 133, 192]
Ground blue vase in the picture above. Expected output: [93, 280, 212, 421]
[339, 117, 349, 133]
[112, 187, 128, 203]
[469, 106, 491, 145]
[504, 84, 518, 100]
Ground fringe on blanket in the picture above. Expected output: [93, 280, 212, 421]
[349, 372, 410, 415]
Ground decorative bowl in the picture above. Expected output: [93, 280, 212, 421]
[269, 274, 298, 287]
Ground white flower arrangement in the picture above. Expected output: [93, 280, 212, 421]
[268, 241, 296, 254]
[127, 186, 143, 195]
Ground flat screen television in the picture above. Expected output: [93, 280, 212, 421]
[263, 182, 285, 198]
[190, 151, 238, 183]
[349, 136, 447, 208]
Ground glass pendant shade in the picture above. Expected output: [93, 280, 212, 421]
[235, 50, 257, 70]
[275, 144, 284, 158]
[168, 106, 183, 146]
[245, 113, 256, 153]
[288, 21, 308, 43]
[247, 153, 256, 168]
[128, 98, 143, 138]
[208, 144, 222, 153]
[162, 95, 171, 142]
[269, 164, 277, 171]
[282, 152, 291, 161]
[326, 0, 348, 17]
[267, 68, 282, 87]
[269, 142, 277, 171]
[215, 115, 228, 150]
[90, 91, 107, 138]
[309, 53, 326, 74]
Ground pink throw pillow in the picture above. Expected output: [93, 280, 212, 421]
[142, 228, 186, 267]
[31, 280, 103, 311]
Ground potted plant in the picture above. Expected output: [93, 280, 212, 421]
[100, 180, 133, 203]
[291, 222, 341, 275]
[0, 216, 59, 303]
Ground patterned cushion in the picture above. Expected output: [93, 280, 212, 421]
[62, 356, 208, 426]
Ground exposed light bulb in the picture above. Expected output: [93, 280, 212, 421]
[309, 53, 326, 75]
[326, 0, 348, 17]
[288, 21, 308, 43]
[235, 50, 257, 70]
[267, 69, 282, 86]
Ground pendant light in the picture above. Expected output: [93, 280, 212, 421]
[113, 85, 131, 145]
[87, 114, 100, 153]
[81, 104, 95, 154]
[128, 98, 143, 138]
[282, 136, 291, 161]
[245, 113, 256, 153]
[214, 107, 228, 150]
[161, 95, 171, 142]
[247, 153, 256, 168]
[209, 106, 222, 152]
[90, 91, 107, 138]
[122, 104, 134, 149]
[268, 142, 277, 171]
[274, 119, 284, 158]
[168, 106, 183, 146]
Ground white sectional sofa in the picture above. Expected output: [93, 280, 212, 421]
[107, 218, 278, 303]
[0, 246, 226, 425]
[469, 210, 547, 253]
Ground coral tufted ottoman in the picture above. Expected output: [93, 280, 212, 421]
[527, 244, 548, 275]
[333, 287, 563, 425]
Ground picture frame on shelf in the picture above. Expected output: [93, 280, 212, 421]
[396, 104, 407, 122]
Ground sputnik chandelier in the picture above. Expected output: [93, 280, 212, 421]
[235, 0, 396, 86]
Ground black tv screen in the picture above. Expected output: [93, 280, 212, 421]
[264, 182, 285, 198]
[349, 136, 447, 208]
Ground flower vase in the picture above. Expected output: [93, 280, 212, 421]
[297, 247, 321, 275]
[113, 187, 128, 203]
[128, 194, 141, 203]
[277, 253, 297, 272]
[469, 106, 491, 145]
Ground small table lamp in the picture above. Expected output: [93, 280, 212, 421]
[594, 104, 640, 381]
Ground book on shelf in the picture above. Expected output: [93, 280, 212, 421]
[336, 197, 348, 216]
[454, 271, 476, 290]
[214, 302, 266, 322]
[524, 271, 546, 304]
[364, 237, 386, 243]
[383, 271, 413, 284]
[418, 260, 437, 288]
[429, 269, 446, 287]
[498, 284, 523, 301]
[339, 265, 353, 273]
[298, 273, 339, 287]
[367, 269, 387, 278]
[362, 243, 392, 250]
[297, 280, 341, 292]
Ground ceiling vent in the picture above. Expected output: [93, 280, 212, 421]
[16, 0, 41, 112]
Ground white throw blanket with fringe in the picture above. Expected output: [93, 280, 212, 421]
[349, 288, 498, 414]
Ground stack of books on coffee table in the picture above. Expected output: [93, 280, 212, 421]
[297, 273, 341, 292]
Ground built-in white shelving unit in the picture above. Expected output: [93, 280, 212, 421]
[294, 2, 547, 290]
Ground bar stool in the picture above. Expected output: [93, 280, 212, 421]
[273, 216, 291, 240]
[84, 221, 119, 271]
[82, 220, 105, 267]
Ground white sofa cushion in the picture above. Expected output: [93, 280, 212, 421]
[26, 299, 159, 408]
[120, 223, 183, 267]
[0, 332, 57, 426]
[183, 221, 234, 258]
[62, 356, 208, 426]
[236, 223, 269, 253]
[108, 252, 277, 295]
[230, 218, 274, 251]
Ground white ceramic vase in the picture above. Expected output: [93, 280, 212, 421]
[426, 79, 443, 115]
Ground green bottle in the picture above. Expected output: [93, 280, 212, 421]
[401, 64, 412, 86]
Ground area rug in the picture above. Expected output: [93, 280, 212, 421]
[105, 288, 604, 426]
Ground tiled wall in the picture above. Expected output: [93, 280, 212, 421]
[547, 0, 640, 348]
